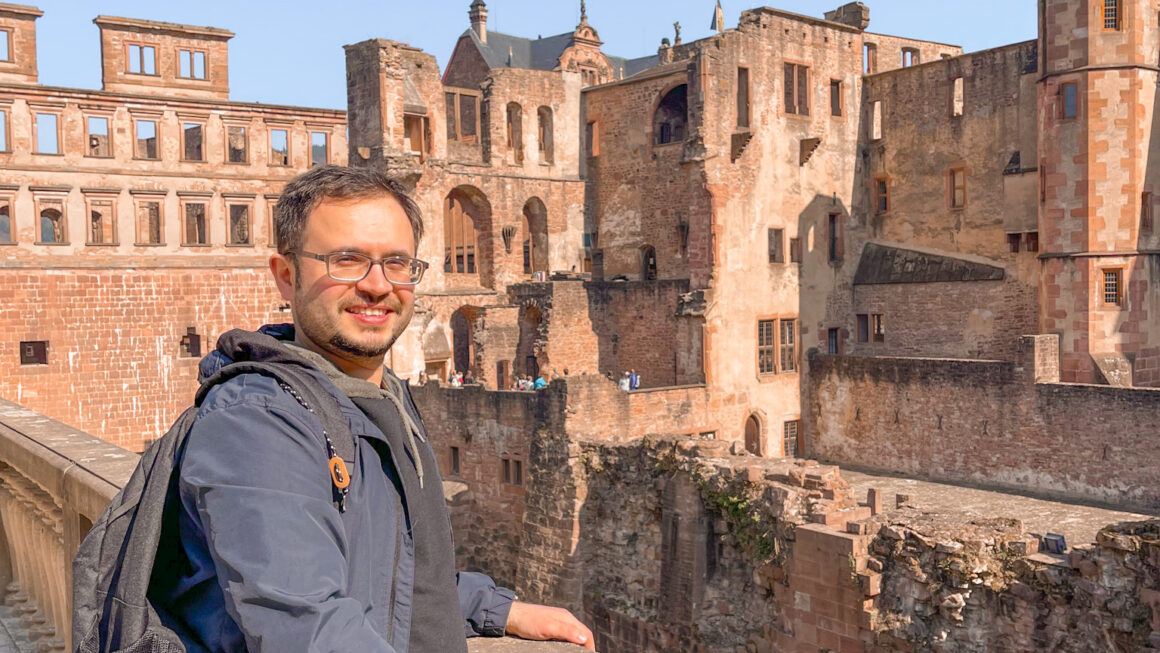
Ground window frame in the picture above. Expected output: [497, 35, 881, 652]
[1100, 268, 1123, 306]
[0, 27, 11, 63]
[1061, 83, 1079, 119]
[948, 167, 966, 209]
[181, 120, 206, 162]
[873, 176, 889, 215]
[177, 48, 208, 80]
[768, 227, 785, 264]
[829, 79, 842, 117]
[125, 42, 158, 76]
[901, 48, 919, 67]
[0, 193, 14, 245]
[225, 123, 249, 164]
[871, 314, 885, 343]
[132, 195, 165, 246]
[827, 212, 842, 263]
[33, 111, 62, 155]
[181, 200, 210, 247]
[950, 76, 964, 117]
[757, 318, 777, 376]
[783, 61, 810, 116]
[84, 113, 114, 158]
[84, 194, 118, 246]
[0, 107, 9, 152]
[268, 126, 291, 166]
[35, 195, 68, 245]
[19, 341, 48, 366]
[444, 89, 481, 143]
[133, 117, 160, 160]
[1102, 0, 1121, 30]
[310, 130, 329, 166]
[1142, 191, 1153, 232]
[856, 314, 869, 342]
[226, 201, 254, 247]
[756, 316, 799, 378]
[737, 66, 751, 128]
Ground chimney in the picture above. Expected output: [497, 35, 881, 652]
[824, 2, 870, 31]
[469, 0, 488, 43]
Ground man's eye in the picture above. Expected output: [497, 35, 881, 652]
[383, 259, 408, 271]
[331, 254, 365, 266]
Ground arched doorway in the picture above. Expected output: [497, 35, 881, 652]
[641, 245, 657, 280]
[653, 84, 688, 145]
[515, 304, 543, 378]
[450, 308, 474, 377]
[744, 414, 762, 456]
[521, 198, 548, 276]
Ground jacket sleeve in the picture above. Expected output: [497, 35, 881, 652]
[180, 379, 397, 653]
[458, 571, 516, 637]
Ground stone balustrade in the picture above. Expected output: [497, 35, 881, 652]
[0, 398, 581, 652]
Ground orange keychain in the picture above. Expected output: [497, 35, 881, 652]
[330, 456, 351, 489]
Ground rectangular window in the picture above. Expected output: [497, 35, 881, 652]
[789, 237, 801, 263]
[445, 92, 480, 142]
[87, 199, 116, 245]
[127, 44, 156, 75]
[1062, 83, 1078, 119]
[1103, 0, 1120, 30]
[178, 49, 207, 79]
[757, 319, 776, 375]
[827, 328, 840, 355]
[228, 204, 251, 245]
[514, 460, 523, 486]
[450, 446, 460, 475]
[874, 177, 889, 214]
[1102, 269, 1122, 305]
[1142, 191, 1153, 231]
[135, 119, 158, 159]
[830, 79, 842, 117]
[310, 131, 328, 166]
[135, 200, 163, 245]
[502, 458, 511, 484]
[182, 123, 204, 161]
[827, 213, 841, 263]
[780, 319, 797, 372]
[0, 109, 7, 152]
[768, 227, 784, 263]
[871, 101, 882, 140]
[87, 116, 111, 157]
[0, 196, 11, 243]
[737, 67, 750, 128]
[0, 28, 9, 62]
[36, 197, 66, 244]
[782, 420, 799, 458]
[949, 168, 966, 208]
[180, 327, 202, 358]
[784, 63, 809, 115]
[270, 128, 289, 166]
[1007, 233, 1022, 252]
[405, 114, 429, 156]
[951, 77, 964, 116]
[863, 43, 877, 74]
[871, 314, 885, 342]
[1025, 231, 1039, 252]
[857, 314, 869, 342]
[585, 120, 598, 157]
[227, 125, 248, 163]
[35, 113, 59, 154]
[20, 341, 48, 366]
[183, 202, 208, 245]
[902, 48, 919, 67]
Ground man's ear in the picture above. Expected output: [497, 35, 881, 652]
[270, 254, 295, 301]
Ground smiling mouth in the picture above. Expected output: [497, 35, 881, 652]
[348, 307, 391, 316]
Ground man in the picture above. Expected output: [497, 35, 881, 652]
[160, 165, 594, 651]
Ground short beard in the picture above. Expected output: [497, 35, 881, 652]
[327, 329, 397, 359]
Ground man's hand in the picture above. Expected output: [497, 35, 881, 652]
[504, 601, 596, 651]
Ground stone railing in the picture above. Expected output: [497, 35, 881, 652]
[0, 398, 583, 652]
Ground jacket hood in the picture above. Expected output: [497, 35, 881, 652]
[198, 324, 315, 383]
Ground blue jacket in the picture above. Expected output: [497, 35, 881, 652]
[160, 326, 513, 652]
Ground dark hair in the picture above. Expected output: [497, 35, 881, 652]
[274, 164, 424, 254]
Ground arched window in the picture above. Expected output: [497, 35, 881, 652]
[641, 245, 657, 280]
[39, 207, 64, 244]
[0, 203, 11, 243]
[506, 102, 523, 163]
[653, 85, 688, 145]
[521, 198, 548, 275]
[537, 106, 553, 164]
[444, 190, 479, 275]
[744, 414, 762, 456]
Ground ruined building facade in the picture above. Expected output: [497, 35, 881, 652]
[0, 4, 346, 448]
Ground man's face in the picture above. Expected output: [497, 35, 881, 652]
[272, 195, 417, 371]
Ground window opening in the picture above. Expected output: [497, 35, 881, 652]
[781, 319, 797, 372]
[128, 44, 156, 75]
[653, 85, 688, 145]
[871, 101, 882, 140]
[87, 116, 110, 157]
[0, 198, 11, 243]
[0, 29, 9, 62]
[757, 319, 776, 374]
[1062, 83, 1078, 119]
[902, 48, 919, 67]
[88, 199, 115, 245]
[1025, 231, 1039, 252]
[38, 199, 65, 244]
[183, 123, 204, 161]
[506, 103, 523, 163]
[744, 415, 761, 455]
[1142, 192, 1153, 231]
[227, 126, 248, 163]
[949, 168, 966, 208]
[874, 177, 889, 214]
[311, 131, 328, 166]
[827, 213, 841, 263]
[1007, 233, 1022, 252]
[857, 314, 869, 342]
[768, 227, 784, 263]
[1102, 269, 1122, 305]
[641, 245, 657, 280]
[737, 67, 750, 128]
[951, 77, 964, 116]
[537, 106, 553, 163]
[36, 113, 58, 154]
[451, 446, 461, 475]
[404, 114, 430, 156]
[789, 237, 802, 263]
[136, 120, 158, 159]
[827, 328, 840, 354]
[180, 327, 202, 358]
[1103, 0, 1120, 30]
[228, 204, 251, 245]
[585, 120, 598, 157]
[444, 191, 478, 274]
[784, 63, 809, 115]
[871, 314, 885, 342]
[0, 109, 7, 151]
[20, 341, 48, 366]
[445, 91, 480, 142]
[830, 79, 842, 116]
[136, 200, 162, 244]
[783, 420, 799, 458]
[270, 128, 289, 166]
[183, 202, 208, 245]
[863, 43, 877, 74]
[178, 50, 207, 79]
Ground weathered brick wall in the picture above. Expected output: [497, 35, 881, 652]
[583, 279, 690, 387]
[0, 267, 286, 451]
[807, 336, 1160, 510]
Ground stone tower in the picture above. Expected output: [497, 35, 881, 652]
[1038, 0, 1160, 385]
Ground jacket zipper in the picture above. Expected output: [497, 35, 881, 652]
[385, 495, 404, 645]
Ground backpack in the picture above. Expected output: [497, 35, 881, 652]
[72, 361, 357, 653]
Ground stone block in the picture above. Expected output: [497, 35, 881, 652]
[867, 488, 883, 516]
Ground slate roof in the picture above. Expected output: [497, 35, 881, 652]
[853, 243, 1005, 285]
[460, 28, 658, 79]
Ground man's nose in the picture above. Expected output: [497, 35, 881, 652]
[356, 262, 394, 296]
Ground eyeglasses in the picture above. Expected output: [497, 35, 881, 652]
[294, 250, 429, 286]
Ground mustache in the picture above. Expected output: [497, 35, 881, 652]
[340, 295, 405, 312]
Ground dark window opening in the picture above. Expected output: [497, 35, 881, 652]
[830, 79, 842, 117]
[537, 106, 554, 164]
[827, 213, 842, 263]
[183, 202, 207, 245]
[1007, 233, 1022, 253]
[783, 420, 799, 458]
[443, 190, 479, 275]
[641, 245, 657, 280]
[874, 178, 889, 214]
[507, 103, 524, 163]
[827, 328, 840, 355]
[227, 126, 248, 163]
[857, 314, 869, 342]
[180, 327, 202, 358]
[1103, 0, 1120, 30]
[1025, 232, 1039, 252]
[789, 237, 801, 263]
[871, 314, 885, 342]
[450, 446, 461, 475]
[784, 63, 809, 115]
[228, 205, 251, 245]
[445, 92, 480, 142]
[949, 168, 966, 208]
[88, 200, 115, 245]
[1062, 83, 1078, 119]
[136, 201, 162, 245]
[1142, 192, 1153, 231]
[768, 228, 784, 263]
[653, 85, 688, 145]
[737, 67, 750, 128]
[182, 123, 204, 161]
[20, 341, 48, 366]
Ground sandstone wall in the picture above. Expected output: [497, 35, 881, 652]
[807, 336, 1160, 510]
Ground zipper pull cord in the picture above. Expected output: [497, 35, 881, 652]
[279, 382, 350, 513]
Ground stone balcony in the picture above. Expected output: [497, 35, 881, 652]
[0, 398, 584, 652]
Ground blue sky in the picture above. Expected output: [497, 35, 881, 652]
[30, 1, 1037, 109]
